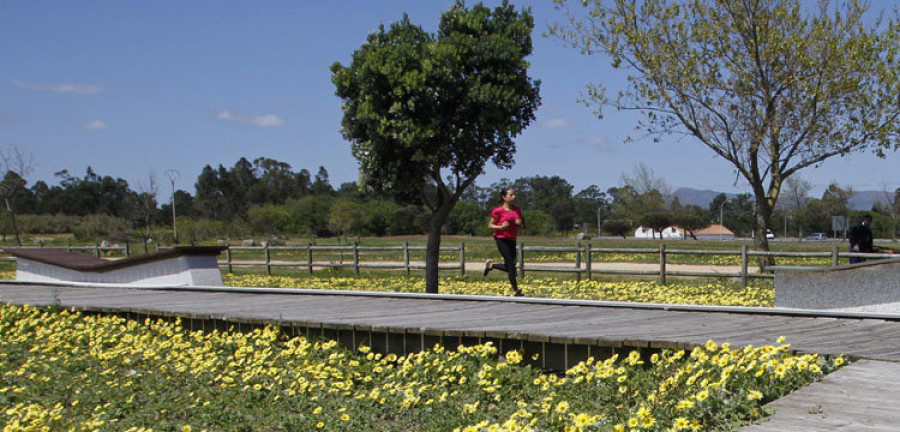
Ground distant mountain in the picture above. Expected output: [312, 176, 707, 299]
[848, 191, 891, 211]
[670, 188, 740, 209]
[670, 187, 890, 211]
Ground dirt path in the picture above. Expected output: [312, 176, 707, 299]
[276, 260, 760, 275]
[464, 261, 760, 275]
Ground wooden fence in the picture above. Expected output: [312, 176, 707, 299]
[5, 243, 898, 288]
[222, 243, 467, 276]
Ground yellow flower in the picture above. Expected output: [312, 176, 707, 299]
[776, 336, 786, 344]
[340, 414, 350, 421]
[556, 401, 569, 413]
[748, 390, 763, 401]
[676, 399, 694, 411]
[674, 417, 690, 430]
[182, 427, 192, 432]
[574, 413, 591, 426]
[696, 390, 709, 401]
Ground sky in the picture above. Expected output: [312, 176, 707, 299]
[1, 0, 897, 202]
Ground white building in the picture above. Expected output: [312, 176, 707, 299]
[634, 226, 686, 240]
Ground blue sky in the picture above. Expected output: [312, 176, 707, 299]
[1, 0, 897, 201]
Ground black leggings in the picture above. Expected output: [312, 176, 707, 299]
[492, 237, 518, 291]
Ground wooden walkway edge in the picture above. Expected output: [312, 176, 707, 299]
[741, 359, 900, 431]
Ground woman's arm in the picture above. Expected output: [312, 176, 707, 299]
[488, 216, 510, 231]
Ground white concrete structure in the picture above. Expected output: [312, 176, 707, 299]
[775, 259, 900, 313]
[634, 226, 685, 240]
[6, 246, 226, 286]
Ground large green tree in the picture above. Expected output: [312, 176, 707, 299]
[512, 176, 575, 232]
[552, 0, 900, 253]
[332, 1, 541, 293]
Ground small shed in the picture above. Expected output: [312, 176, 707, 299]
[4, 246, 226, 286]
[693, 224, 735, 240]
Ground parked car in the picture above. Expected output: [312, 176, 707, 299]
[766, 229, 775, 239]
[805, 233, 828, 241]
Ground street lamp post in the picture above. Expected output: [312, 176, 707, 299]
[719, 202, 726, 227]
[597, 206, 603, 237]
[165, 169, 179, 244]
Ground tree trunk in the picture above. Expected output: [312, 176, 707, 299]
[752, 194, 775, 269]
[424, 203, 454, 294]
[4, 198, 20, 246]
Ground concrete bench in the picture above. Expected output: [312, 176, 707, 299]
[4, 246, 226, 286]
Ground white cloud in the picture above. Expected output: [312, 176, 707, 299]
[587, 136, 617, 153]
[216, 110, 285, 128]
[542, 118, 571, 129]
[85, 120, 108, 130]
[12, 80, 104, 94]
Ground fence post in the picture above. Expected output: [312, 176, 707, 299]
[575, 241, 582, 269]
[265, 243, 272, 276]
[659, 244, 667, 285]
[307, 243, 313, 275]
[518, 242, 525, 278]
[404, 242, 410, 275]
[353, 242, 360, 276]
[741, 245, 749, 289]
[586, 243, 592, 281]
[95, 243, 101, 258]
[459, 243, 466, 277]
[124, 241, 130, 257]
[226, 247, 233, 274]
[832, 246, 840, 267]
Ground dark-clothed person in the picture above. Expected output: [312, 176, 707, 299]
[849, 214, 874, 263]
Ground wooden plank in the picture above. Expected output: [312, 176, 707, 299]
[741, 360, 900, 432]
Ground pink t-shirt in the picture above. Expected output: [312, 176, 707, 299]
[491, 205, 523, 240]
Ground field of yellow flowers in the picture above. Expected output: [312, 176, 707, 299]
[0, 301, 843, 432]
[224, 274, 775, 307]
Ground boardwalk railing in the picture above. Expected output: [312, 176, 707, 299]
[5, 243, 898, 288]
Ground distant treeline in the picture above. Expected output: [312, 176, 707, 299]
[1, 157, 897, 243]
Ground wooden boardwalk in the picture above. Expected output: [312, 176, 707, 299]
[1, 282, 899, 431]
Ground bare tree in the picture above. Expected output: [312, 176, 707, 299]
[0, 145, 33, 246]
[881, 182, 898, 240]
[779, 176, 812, 237]
[552, 0, 900, 255]
[620, 163, 670, 197]
[134, 172, 159, 241]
